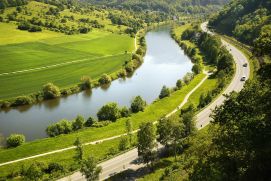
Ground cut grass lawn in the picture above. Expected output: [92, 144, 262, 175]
[0, 73, 206, 165]
[0, 23, 134, 99]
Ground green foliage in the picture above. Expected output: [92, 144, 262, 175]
[159, 86, 170, 99]
[176, 79, 184, 89]
[118, 136, 128, 151]
[120, 106, 131, 117]
[209, 0, 271, 56]
[183, 72, 194, 85]
[85, 116, 95, 127]
[137, 122, 157, 165]
[11, 96, 33, 106]
[130, 96, 147, 113]
[80, 76, 92, 90]
[192, 64, 202, 74]
[188, 69, 271, 180]
[6, 134, 25, 147]
[72, 115, 85, 131]
[98, 74, 112, 85]
[24, 162, 46, 181]
[74, 138, 83, 163]
[46, 119, 72, 137]
[80, 156, 102, 181]
[125, 119, 133, 144]
[97, 102, 121, 121]
[42, 83, 61, 99]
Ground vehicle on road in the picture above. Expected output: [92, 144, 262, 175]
[243, 63, 248, 67]
[241, 76, 246, 81]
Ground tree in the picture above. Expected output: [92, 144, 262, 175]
[125, 119, 133, 144]
[85, 116, 95, 127]
[159, 86, 170, 99]
[157, 116, 185, 160]
[137, 122, 157, 166]
[25, 162, 46, 181]
[43, 83, 61, 99]
[192, 64, 202, 74]
[183, 72, 194, 85]
[120, 106, 130, 117]
[81, 76, 92, 90]
[74, 138, 83, 163]
[130, 96, 147, 113]
[81, 156, 102, 181]
[181, 109, 196, 137]
[97, 102, 120, 121]
[46, 119, 72, 137]
[176, 79, 184, 89]
[98, 74, 111, 85]
[118, 136, 128, 151]
[72, 115, 85, 131]
[6, 134, 25, 147]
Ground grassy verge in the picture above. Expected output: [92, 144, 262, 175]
[0, 74, 206, 164]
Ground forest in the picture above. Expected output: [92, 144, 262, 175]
[209, 0, 271, 56]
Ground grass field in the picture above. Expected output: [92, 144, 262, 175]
[0, 23, 134, 99]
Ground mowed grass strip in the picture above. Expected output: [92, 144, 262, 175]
[0, 136, 131, 178]
[0, 53, 131, 99]
[0, 23, 134, 99]
[0, 74, 206, 163]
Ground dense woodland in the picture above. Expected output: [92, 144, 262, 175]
[86, 0, 230, 14]
[209, 0, 271, 56]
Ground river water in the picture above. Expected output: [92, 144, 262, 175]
[0, 27, 193, 141]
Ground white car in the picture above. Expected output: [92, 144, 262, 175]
[241, 76, 246, 81]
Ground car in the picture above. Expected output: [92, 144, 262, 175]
[241, 76, 246, 81]
[243, 63, 248, 67]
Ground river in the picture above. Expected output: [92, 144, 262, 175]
[0, 27, 193, 141]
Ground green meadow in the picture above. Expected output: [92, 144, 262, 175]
[0, 23, 134, 99]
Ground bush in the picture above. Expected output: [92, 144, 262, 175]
[119, 137, 129, 151]
[192, 64, 202, 74]
[130, 96, 147, 113]
[159, 86, 170, 99]
[80, 76, 92, 90]
[46, 119, 72, 137]
[79, 27, 91, 34]
[24, 162, 46, 180]
[98, 74, 111, 85]
[18, 22, 31, 30]
[11, 96, 33, 106]
[125, 62, 134, 73]
[85, 116, 95, 127]
[45, 162, 64, 174]
[43, 83, 61, 99]
[6, 134, 25, 147]
[92, 121, 111, 128]
[176, 79, 184, 89]
[120, 106, 131, 117]
[97, 103, 121, 121]
[72, 115, 85, 131]
[28, 25, 42, 32]
[183, 72, 194, 85]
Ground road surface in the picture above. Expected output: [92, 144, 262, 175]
[58, 22, 250, 181]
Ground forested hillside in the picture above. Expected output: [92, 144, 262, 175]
[209, 0, 271, 56]
[85, 0, 230, 14]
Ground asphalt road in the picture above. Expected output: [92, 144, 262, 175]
[58, 22, 250, 181]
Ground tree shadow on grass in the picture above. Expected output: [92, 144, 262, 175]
[106, 159, 173, 181]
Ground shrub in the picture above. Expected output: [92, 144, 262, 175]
[118, 69, 127, 77]
[130, 96, 147, 113]
[6, 134, 25, 147]
[125, 62, 134, 73]
[79, 27, 91, 34]
[183, 72, 194, 85]
[11, 96, 33, 106]
[46, 119, 72, 137]
[28, 25, 42, 32]
[80, 76, 92, 90]
[176, 79, 184, 89]
[159, 86, 170, 99]
[24, 162, 46, 180]
[18, 22, 31, 30]
[119, 137, 129, 151]
[97, 103, 120, 121]
[192, 64, 202, 74]
[72, 115, 85, 131]
[120, 106, 131, 117]
[45, 162, 64, 174]
[98, 74, 111, 85]
[43, 83, 61, 99]
[92, 121, 111, 128]
[85, 116, 95, 127]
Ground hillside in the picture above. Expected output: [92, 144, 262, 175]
[85, 0, 230, 14]
[209, 0, 271, 56]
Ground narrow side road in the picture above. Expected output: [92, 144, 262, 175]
[59, 22, 250, 181]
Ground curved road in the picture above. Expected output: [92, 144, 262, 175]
[58, 22, 250, 181]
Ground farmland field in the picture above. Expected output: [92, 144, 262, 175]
[0, 23, 134, 99]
